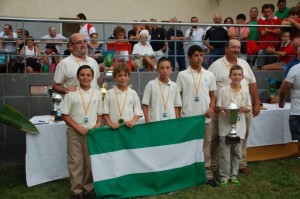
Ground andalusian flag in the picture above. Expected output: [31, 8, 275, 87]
[86, 115, 206, 198]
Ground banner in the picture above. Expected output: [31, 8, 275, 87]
[87, 115, 206, 198]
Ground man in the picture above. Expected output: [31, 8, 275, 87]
[150, 18, 167, 61]
[127, 21, 140, 51]
[52, 33, 101, 94]
[0, 24, 17, 52]
[42, 26, 67, 55]
[203, 14, 229, 66]
[208, 39, 260, 174]
[278, 48, 300, 158]
[77, 13, 96, 41]
[185, 16, 208, 69]
[167, 17, 186, 71]
[275, 0, 289, 20]
[257, 4, 281, 68]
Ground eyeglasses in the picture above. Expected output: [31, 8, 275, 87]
[71, 40, 87, 45]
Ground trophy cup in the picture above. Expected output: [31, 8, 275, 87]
[264, 77, 280, 103]
[100, 83, 107, 101]
[225, 102, 241, 144]
[45, 87, 63, 121]
[103, 49, 115, 76]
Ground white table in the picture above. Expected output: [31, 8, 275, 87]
[26, 105, 292, 187]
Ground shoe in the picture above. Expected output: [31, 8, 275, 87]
[230, 178, 241, 186]
[206, 179, 219, 187]
[239, 167, 252, 174]
[220, 180, 229, 187]
[70, 195, 81, 199]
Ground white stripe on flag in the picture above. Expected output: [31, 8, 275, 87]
[90, 139, 204, 182]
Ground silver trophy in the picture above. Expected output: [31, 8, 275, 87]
[225, 102, 241, 144]
[45, 87, 63, 121]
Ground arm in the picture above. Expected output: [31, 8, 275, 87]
[175, 107, 181, 118]
[125, 115, 141, 128]
[249, 83, 260, 117]
[266, 47, 287, 57]
[205, 91, 216, 118]
[52, 82, 77, 94]
[93, 115, 102, 129]
[103, 114, 120, 129]
[278, 80, 293, 108]
[62, 114, 88, 135]
[142, 104, 151, 123]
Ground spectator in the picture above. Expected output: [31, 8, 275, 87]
[203, 14, 229, 66]
[77, 13, 96, 41]
[42, 43, 60, 73]
[257, 4, 281, 68]
[19, 36, 42, 73]
[132, 31, 156, 71]
[261, 30, 295, 70]
[127, 22, 140, 51]
[87, 32, 104, 68]
[42, 26, 67, 55]
[16, 28, 29, 52]
[224, 17, 234, 24]
[282, 7, 300, 40]
[150, 18, 167, 61]
[167, 17, 186, 71]
[275, 0, 289, 20]
[0, 24, 17, 52]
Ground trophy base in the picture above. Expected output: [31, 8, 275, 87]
[225, 135, 241, 144]
[55, 115, 63, 121]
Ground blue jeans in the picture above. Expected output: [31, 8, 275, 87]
[209, 47, 225, 66]
[168, 48, 186, 71]
[256, 49, 277, 68]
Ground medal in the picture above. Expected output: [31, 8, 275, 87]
[83, 117, 89, 124]
[115, 87, 129, 125]
[194, 96, 199, 102]
[158, 78, 171, 120]
[79, 88, 95, 125]
[162, 112, 167, 118]
[191, 68, 202, 103]
[118, 118, 125, 124]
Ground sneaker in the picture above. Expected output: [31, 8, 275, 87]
[220, 180, 229, 187]
[239, 167, 252, 174]
[230, 178, 241, 186]
[206, 179, 219, 187]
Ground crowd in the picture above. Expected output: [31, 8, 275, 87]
[1, 1, 300, 199]
[1, 1, 300, 73]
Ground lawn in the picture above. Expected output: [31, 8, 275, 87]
[1, 157, 300, 199]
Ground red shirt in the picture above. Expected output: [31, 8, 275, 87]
[258, 16, 281, 49]
[278, 41, 295, 65]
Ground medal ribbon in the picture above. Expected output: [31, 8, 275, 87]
[191, 68, 202, 97]
[115, 87, 129, 117]
[79, 88, 95, 117]
[158, 79, 171, 113]
[229, 86, 243, 106]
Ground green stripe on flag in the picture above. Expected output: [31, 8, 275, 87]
[87, 115, 205, 155]
[93, 162, 206, 199]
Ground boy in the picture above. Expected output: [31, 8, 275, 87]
[217, 65, 252, 186]
[60, 65, 103, 199]
[142, 57, 182, 122]
[176, 45, 217, 187]
[103, 63, 143, 129]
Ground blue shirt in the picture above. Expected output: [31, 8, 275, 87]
[285, 56, 300, 77]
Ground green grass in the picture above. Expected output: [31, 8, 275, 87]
[1, 157, 300, 199]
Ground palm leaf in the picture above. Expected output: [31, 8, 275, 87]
[0, 104, 38, 134]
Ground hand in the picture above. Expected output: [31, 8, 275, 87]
[65, 86, 77, 93]
[271, 96, 279, 104]
[170, 36, 175, 40]
[220, 109, 227, 116]
[108, 122, 120, 129]
[278, 102, 285, 108]
[189, 29, 193, 37]
[77, 126, 88, 135]
[125, 120, 135, 128]
[252, 105, 260, 117]
[205, 107, 214, 118]
[239, 107, 250, 113]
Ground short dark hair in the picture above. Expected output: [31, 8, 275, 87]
[229, 65, 243, 76]
[157, 57, 171, 68]
[113, 63, 130, 77]
[4, 24, 12, 31]
[262, 4, 271, 12]
[269, 4, 275, 12]
[191, 16, 198, 22]
[277, 0, 286, 6]
[77, 65, 94, 78]
[224, 17, 234, 24]
[288, 7, 300, 16]
[77, 13, 87, 20]
[90, 32, 98, 38]
[188, 45, 203, 56]
[236, 13, 246, 21]
[113, 26, 126, 37]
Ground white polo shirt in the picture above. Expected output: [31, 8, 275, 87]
[176, 66, 217, 123]
[54, 54, 100, 90]
[208, 56, 256, 97]
[60, 88, 102, 129]
[79, 23, 96, 41]
[217, 85, 252, 139]
[285, 63, 300, 115]
[142, 77, 182, 122]
[103, 87, 143, 123]
[132, 42, 155, 56]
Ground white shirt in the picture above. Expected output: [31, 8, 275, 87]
[103, 87, 143, 123]
[176, 66, 217, 123]
[285, 63, 300, 115]
[60, 87, 102, 129]
[132, 42, 155, 56]
[208, 56, 256, 97]
[142, 77, 182, 122]
[42, 34, 66, 55]
[54, 54, 100, 90]
[217, 85, 252, 139]
[79, 23, 96, 41]
[185, 27, 206, 50]
[0, 31, 17, 52]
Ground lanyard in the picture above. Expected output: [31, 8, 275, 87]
[158, 79, 171, 113]
[229, 86, 243, 105]
[190, 68, 202, 96]
[115, 87, 128, 117]
[74, 56, 87, 67]
[79, 88, 95, 116]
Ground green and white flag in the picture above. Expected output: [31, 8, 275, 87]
[87, 115, 206, 199]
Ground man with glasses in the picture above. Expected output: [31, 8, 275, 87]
[52, 33, 101, 94]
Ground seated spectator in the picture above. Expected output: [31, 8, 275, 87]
[88, 33, 104, 72]
[133, 31, 156, 71]
[281, 7, 300, 40]
[42, 44, 60, 73]
[0, 40, 6, 73]
[228, 13, 250, 60]
[16, 28, 29, 52]
[63, 42, 71, 56]
[137, 20, 151, 42]
[19, 36, 42, 73]
[261, 30, 295, 70]
[0, 24, 18, 52]
[275, 0, 289, 20]
[128, 22, 140, 51]
[150, 18, 167, 61]
[42, 26, 67, 55]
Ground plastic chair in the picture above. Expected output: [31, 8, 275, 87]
[107, 42, 132, 71]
